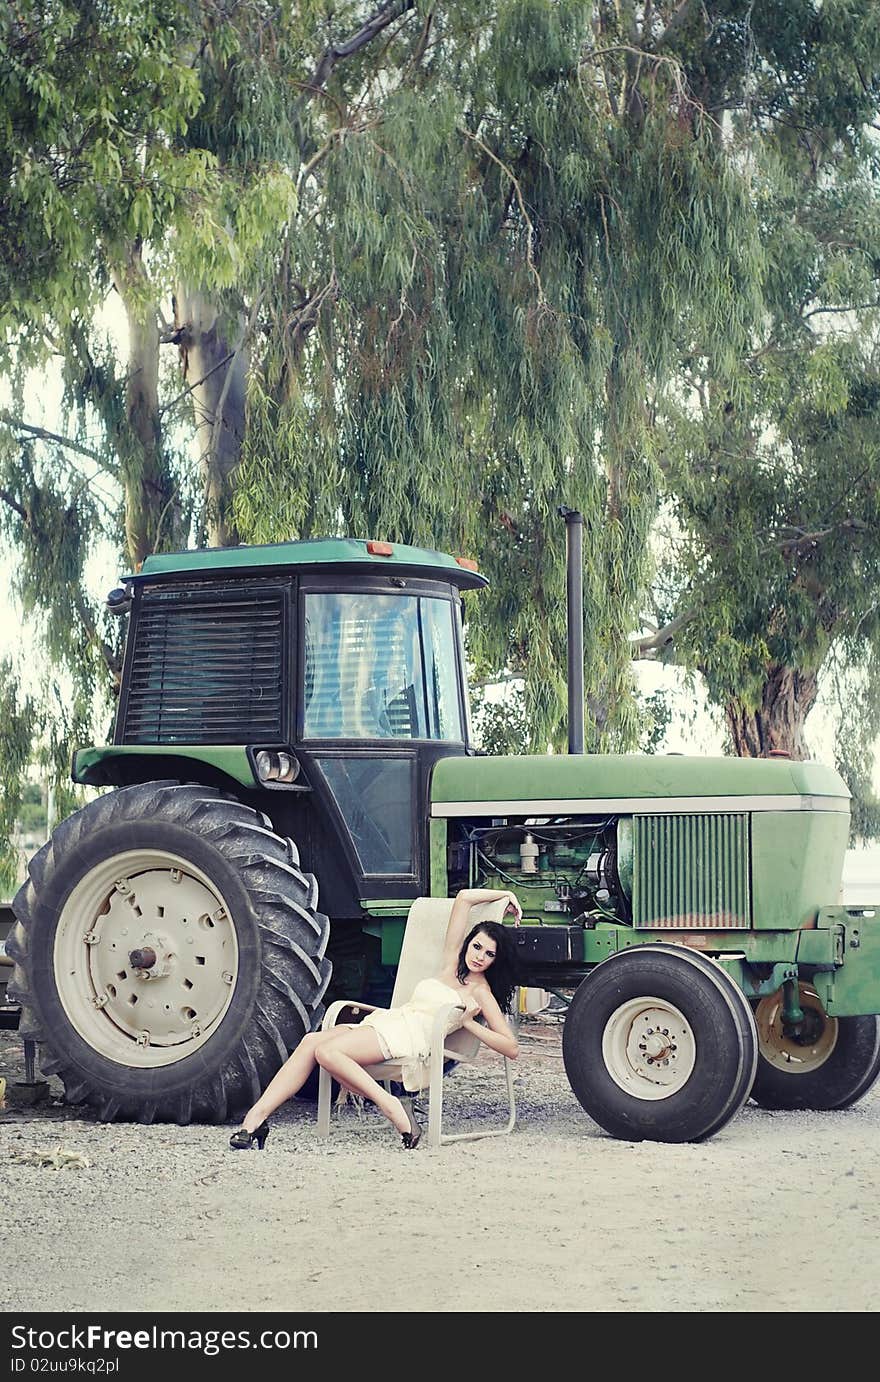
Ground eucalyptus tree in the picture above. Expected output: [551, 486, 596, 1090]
[0, 1, 419, 884]
[634, 0, 880, 788]
[0, 0, 209, 881]
[236, 0, 765, 749]
[3, 2, 863, 893]
[0, 2, 767, 802]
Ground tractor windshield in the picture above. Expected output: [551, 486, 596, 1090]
[302, 592, 464, 741]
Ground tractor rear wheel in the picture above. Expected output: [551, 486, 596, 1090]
[562, 945, 758, 1143]
[750, 982, 880, 1111]
[7, 782, 331, 1124]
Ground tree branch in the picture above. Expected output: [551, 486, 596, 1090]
[408, 7, 434, 71]
[802, 302, 880, 321]
[0, 487, 28, 522]
[288, 274, 339, 360]
[158, 350, 236, 419]
[579, 43, 710, 123]
[72, 590, 121, 685]
[774, 518, 869, 553]
[459, 128, 547, 308]
[472, 672, 525, 690]
[295, 0, 416, 116]
[630, 609, 693, 657]
[653, 0, 705, 51]
[0, 412, 107, 467]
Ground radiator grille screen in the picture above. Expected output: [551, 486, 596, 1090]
[633, 813, 751, 929]
[120, 584, 287, 745]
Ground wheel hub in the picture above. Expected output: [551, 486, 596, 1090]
[755, 983, 838, 1074]
[602, 998, 697, 1101]
[54, 852, 240, 1068]
[128, 930, 172, 979]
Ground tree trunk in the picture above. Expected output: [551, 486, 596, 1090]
[174, 287, 248, 548]
[725, 665, 819, 759]
[112, 246, 182, 566]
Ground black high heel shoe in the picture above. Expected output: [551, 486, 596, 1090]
[401, 1108, 421, 1151]
[229, 1120, 270, 1150]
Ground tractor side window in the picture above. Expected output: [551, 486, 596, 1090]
[318, 757, 414, 874]
[421, 597, 464, 741]
[302, 593, 463, 742]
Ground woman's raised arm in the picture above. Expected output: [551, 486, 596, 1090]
[441, 887, 522, 968]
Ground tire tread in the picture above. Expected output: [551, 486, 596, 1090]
[10, 782, 331, 1125]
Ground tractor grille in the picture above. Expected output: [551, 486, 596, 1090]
[119, 583, 287, 745]
[632, 813, 751, 929]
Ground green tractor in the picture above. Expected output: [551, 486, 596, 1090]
[8, 532, 880, 1141]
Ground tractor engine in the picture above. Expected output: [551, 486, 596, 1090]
[447, 816, 630, 926]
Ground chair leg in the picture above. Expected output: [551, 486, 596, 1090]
[316, 1065, 332, 1136]
[502, 1055, 517, 1132]
[438, 1055, 517, 1144]
[427, 1040, 446, 1148]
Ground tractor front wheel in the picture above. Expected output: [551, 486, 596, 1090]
[562, 945, 758, 1143]
[7, 782, 331, 1124]
[750, 982, 880, 1111]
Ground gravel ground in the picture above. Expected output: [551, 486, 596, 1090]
[2, 1016, 880, 1314]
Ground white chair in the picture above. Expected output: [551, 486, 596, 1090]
[316, 897, 517, 1147]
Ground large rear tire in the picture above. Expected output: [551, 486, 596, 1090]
[7, 782, 331, 1124]
[562, 945, 757, 1143]
[750, 982, 880, 1111]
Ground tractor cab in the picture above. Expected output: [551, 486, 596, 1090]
[295, 574, 472, 896]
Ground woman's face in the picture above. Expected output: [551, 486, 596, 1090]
[465, 929, 497, 975]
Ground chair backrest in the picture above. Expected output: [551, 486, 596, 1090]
[391, 896, 510, 1060]
[390, 896, 508, 1004]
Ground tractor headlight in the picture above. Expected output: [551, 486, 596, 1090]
[255, 750, 300, 784]
[106, 586, 132, 615]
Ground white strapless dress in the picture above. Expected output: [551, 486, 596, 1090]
[361, 978, 477, 1091]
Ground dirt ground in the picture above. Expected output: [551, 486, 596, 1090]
[2, 1016, 880, 1315]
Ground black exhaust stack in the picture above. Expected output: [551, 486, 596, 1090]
[558, 506, 585, 754]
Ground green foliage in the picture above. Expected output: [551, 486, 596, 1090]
[236, 1, 766, 750]
[3, 0, 880, 864]
[16, 782, 47, 836]
[0, 1, 311, 866]
[630, 10, 880, 805]
[0, 663, 37, 892]
[0, 1, 208, 351]
[638, 689, 674, 755]
[833, 655, 880, 845]
[652, 5, 880, 767]
[471, 685, 530, 757]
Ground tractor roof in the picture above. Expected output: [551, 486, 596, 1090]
[130, 537, 488, 591]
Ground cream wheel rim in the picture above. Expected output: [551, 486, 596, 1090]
[54, 850, 239, 1067]
[755, 983, 838, 1074]
[601, 997, 697, 1101]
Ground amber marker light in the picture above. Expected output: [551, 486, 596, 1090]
[456, 556, 479, 572]
[366, 540, 394, 556]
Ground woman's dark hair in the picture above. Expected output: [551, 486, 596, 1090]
[456, 921, 519, 1014]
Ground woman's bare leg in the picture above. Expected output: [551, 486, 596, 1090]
[315, 1028, 412, 1134]
[240, 1029, 345, 1132]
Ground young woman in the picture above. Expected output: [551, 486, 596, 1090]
[229, 887, 522, 1151]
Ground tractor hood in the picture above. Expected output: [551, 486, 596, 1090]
[430, 754, 851, 817]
